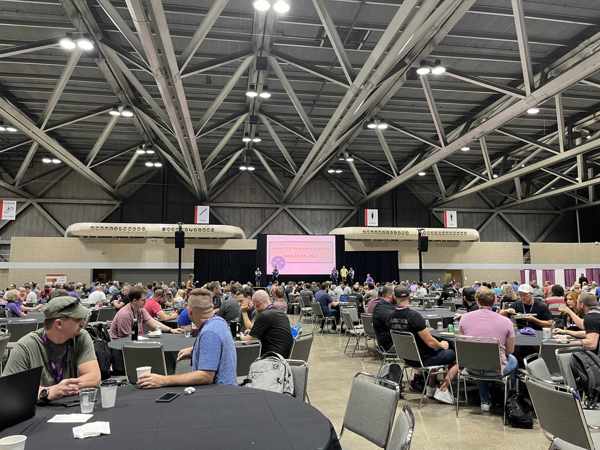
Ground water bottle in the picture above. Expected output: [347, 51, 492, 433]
[447, 323, 455, 334]
[425, 319, 431, 329]
[131, 318, 138, 341]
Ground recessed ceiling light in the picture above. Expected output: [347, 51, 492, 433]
[253, 0, 271, 12]
[246, 84, 258, 98]
[51, 158, 61, 164]
[59, 37, 76, 50]
[0, 126, 5, 132]
[273, 0, 290, 14]
[460, 146, 470, 152]
[42, 158, 52, 164]
[259, 86, 271, 99]
[527, 107, 540, 115]
[242, 135, 252, 143]
[76, 38, 94, 51]
[145, 161, 154, 168]
[417, 171, 426, 176]
[120, 109, 134, 118]
[252, 136, 262, 143]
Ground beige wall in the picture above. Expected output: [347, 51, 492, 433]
[530, 243, 600, 266]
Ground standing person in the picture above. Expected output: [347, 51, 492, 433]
[348, 267, 355, 285]
[340, 266, 348, 284]
[579, 273, 589, 286]
[365, 273, 374, 285]
[331, 267, 339, 285]
[272, 265, 279, 284]
[254, 267, 262, 287]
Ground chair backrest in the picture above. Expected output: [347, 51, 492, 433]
[361, 314, 376, 339]
[288, 359, 309, 402]
[122, 342, 167, 384]
[454, 336, 501, 374]
[311, 302, 324, 318]
[342, 372, 399, 448]
[390, 331, 423, 366]
[290, 332, 313, 362]
[235, 341, 262, 377]
[6, 320, 38, 342]
[526, 377, 594, 450]
[0, 332, 9, 365]
[386, 404, 416, 450]
[342, 306, 359, 323]
[300, 291, 313, 307]
[540, 342, 576, 377]
[96, 307, 117, 322]
[555, 347, 581, 390]
[524, 353, 553, 383]
[341, 311, 357, 333]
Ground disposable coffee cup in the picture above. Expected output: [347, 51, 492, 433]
[0, 435, 27, 450]
[100, 380, 118, 408]
[542, 327, 552, 340]
[136, 366, 151, 381]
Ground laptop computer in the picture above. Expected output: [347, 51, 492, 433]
[0, 366, 42, 431]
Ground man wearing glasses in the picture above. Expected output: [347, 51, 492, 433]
[2, 296, 101, 402]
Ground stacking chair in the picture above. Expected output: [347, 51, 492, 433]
[539, 341, 578, 381]
[556, 346, 581, 391]
[341, 311, 365, 357]
[290, 331, 313, 362]
[524, 353, 554, 383]
[526, 377, 600, 449]
[311, 302, 335, 333]
[386, 404, 416, 450]
[96, 307, 117, 322]
[340, 372, 400, 449]
[299, 292, 314, 323]
[390, 330, 448, 408]
[454, 336, 510, 424]
[122, 341, 167, 384]
[6, 320, 38, 342]
[235, 341, 262, 377]
[0, 331, 9, 372]
[362, 314, 397, 365]
[287, 359, 309, 402]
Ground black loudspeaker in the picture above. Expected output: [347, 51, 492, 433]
[175, 230, 185, 249]
[418, 235, 429, 252]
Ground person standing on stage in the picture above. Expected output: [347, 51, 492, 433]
[348, 267, 355, 285]
[272, 265, 279, 283]
[331, 267, 339, 285]
[365, 273, 374, 285]
[254, 267, 262, 287]
[340, 266, 348, 284]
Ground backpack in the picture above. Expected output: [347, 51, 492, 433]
[378, 363, 404, 395]
[93, 339, 112, 380]
[570, 350, 600, 408]
[505, 391, 533, 429]
[244, 352, 294, 396]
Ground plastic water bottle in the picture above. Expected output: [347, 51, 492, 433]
[447, 323, 455, 334]
[131, 318, 138, 341]
[425, 319, 431, 329]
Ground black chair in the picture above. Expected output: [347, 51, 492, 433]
[6, 320, 38, 342]
[235, 341, 262, 378]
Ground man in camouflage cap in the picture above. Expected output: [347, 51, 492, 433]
[2, 296, 100, 402]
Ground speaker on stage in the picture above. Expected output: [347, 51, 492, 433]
[418, 235, 428, 252]
[175, 230, 185, 249]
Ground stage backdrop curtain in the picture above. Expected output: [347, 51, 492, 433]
[529, 270, 537, 284]
[542, 270, 555, 285]
[564, 269, 576, 288]
[520, 270, 526, 284]
[586, 268, 595, 284]
[592, 268, 600, 284]
[344, 251, 398, 284]
[194, 249, 257, 285]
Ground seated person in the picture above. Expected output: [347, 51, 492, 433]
[144, 289, 177, 321]
[555, 293, 600, 352]
[372, 285, 398, 351]
[461, 287, 478, 312]
[138, 289, 237, 387]
[545, 284, 566, 315]
[557, 291, 583, 330]
[458, 287, 517, 413]
[87, 284, 107, 307]
[315, 282, 340, 331]
[4, 290, 26, 317]
[388, 290, 458, 404]
[2, 296, 101, 402]
[271, 286, 288, 312]
[239, 285, 256, 331]
[216, 284, 242, 323]
[109, 287, 183, 339]
[239, 290, 293, 358]
[500, 284, 552, 330]
[177, 306, 192, 327]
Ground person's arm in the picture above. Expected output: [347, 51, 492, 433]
[556, 329, 585, 338]
[582, 332, 600, 351]
[417, 328, 448, 350]
[525, 316, 554, 328]
[76, 360, 101, 388]
[147, 317, 178, 333]
[138, 370, 214, 388]
[156, 309, 177, 321]
[559, 305, 585, 329]
[505, 335, 515, 354]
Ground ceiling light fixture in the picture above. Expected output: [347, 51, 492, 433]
[136, 149, 146, 155]
[59, 37, 76, 50]
[367, 122, 377, 129]
[242, 135, 252, 143]
[76, 38, 94, 51]
[108, 109, 121, 117]
[345, 156, 354, 162]
[253, 0, 271, 12]
[145, 161, 154, 168]
[367, 119, 388, 130]
[273, 0, 290, 14]
[327, 169, 335, 174]
[334, 169, 343, 174]
[417, 171, 426, 176]
[247, 165, 256, 171]
[239, 165, 248, 171]
[153, 162, 162, 168]
[460, 146, 470, 152]
[5, 126, 17, 133]
[42, 158, 52, 164]
[51, 158, 61, 164]
[0, 126, 5, 132]
[493, 174, 499, 178]
[431, 60, 446, 75]
[120, 109, 134, 118]
[416, 62, 431, 76]
[259, 88, 271, 99]
[527, 107, 540, 115]
[146, 149, 155, 155]
[245, 85, 258, 98]
[252, 134, 262, 143]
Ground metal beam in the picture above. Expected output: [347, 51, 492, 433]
[420, 75, 446, 147]
[511, 0, 534, 95]
[514, 177, 523, 200]
[181, 50, 250, 79]
[347, 160, 368, 196]
[496, 129, 559, 157]
[555, 93, 566, 152]
[272, 51, 349, 88]
[253, 149, 284, 191]
[375, 129, 398, 176]
[114, 152, 140, 188]
[0, 38, 60, 59]
[445, 69, 525, 98]
[32, 202, 65, 235]
[312, 0, 355, 85]
[209, 149, 244, 191]
[258, 113, 297, 172]
[284, 208, 312, 235]
[204, 113, 247, 167]
[97, 0, 147, 60]
[479, 137, 494, 180]
[86, 114, 119, 166]
[388, 122, 441, 149]
[351, 154, 393, 178]
[432, 164, 446, 198]
[260, 112, 315, 145]
[249, 208, 284, 239]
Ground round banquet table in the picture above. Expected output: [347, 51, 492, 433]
[0, 311, 45, 324]
[413, 308, 456, 327]
[0, 385, 341, 450]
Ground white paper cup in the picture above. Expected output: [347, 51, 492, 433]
[100, 383, 118, 408]
[0, 435, 27, 450]
[136, 366, 151, 381]
[542, 327, 552, 340]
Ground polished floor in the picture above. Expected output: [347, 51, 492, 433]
[302, 323, 549, 450]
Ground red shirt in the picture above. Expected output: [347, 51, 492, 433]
[144, 298, 163, 318]
[545, 296, 564, 314]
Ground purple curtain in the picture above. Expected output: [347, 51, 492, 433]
[520, 270, 526, 284]
[542, 269, 555, 285]
[529, 270, 537, 284]
[565, 269, 576, 287]
[587, 268, 595, 283]
[592, 268, 600, 284]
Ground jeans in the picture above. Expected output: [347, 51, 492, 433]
[478, 354, 518, 404]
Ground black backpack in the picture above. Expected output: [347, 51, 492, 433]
[505, 391, 533, 428]
[570, 350, 600, 408]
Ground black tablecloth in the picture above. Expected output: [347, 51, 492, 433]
[0, 385, 341, 450]
[413, 308, 455, 327]
[431, 328, 544, 348]
[108, 334, 196, 353]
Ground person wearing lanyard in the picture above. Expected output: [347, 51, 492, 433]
[555, 293, 600, 352]
[2, 296, 101, 402]
[500, 284, 553, 330]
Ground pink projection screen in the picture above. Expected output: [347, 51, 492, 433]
[266, 235, 336, 275]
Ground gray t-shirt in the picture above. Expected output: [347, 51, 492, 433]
[2, 328, 96, 386]
[218, 297, 241, 323]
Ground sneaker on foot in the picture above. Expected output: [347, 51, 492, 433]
[433, 388, 454, 405]
[425, 386, 436, 398]
[480, 402, 491, 413]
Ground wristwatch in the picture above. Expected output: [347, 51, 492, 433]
[39, 388, 50, 404]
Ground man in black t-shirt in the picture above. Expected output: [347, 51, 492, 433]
[372, 285, 397, 351]
[555, 293, 600, 353]
[500, 284, 552, 330]
[240, 290, 293, 358]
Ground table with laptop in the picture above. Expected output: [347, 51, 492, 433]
[0, 367, 341, 450]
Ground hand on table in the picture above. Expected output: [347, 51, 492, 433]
[138, 373, 166, 389]
[177, 347, 193, 361]
[170, 328, 184, 334]
[553, 328, 566, 335]
[49, 378, 81, 400]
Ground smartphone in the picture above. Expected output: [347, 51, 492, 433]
[155, 392, 180, 403]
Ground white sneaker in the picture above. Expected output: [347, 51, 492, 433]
[433, 388, 454, 405]
[481, 403, 491, 413]
[425, 386, 436, 398]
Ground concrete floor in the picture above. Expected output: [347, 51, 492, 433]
[303, 325, 550, 450]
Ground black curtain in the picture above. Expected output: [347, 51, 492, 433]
[194, 249, 257, 285]
[344, 251, 398, 284]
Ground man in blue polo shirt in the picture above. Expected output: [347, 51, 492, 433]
[315, 282, 340, 331]
[138, 288, 237, 387]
